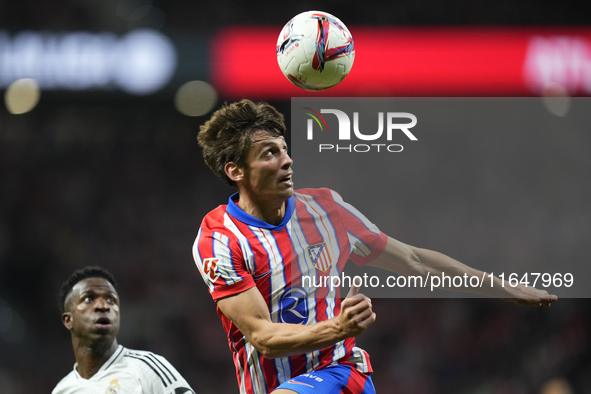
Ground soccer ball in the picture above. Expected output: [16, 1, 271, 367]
[276, 11, 355, 91]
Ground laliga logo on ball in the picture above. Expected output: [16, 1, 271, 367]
[276, 11, 355, 91]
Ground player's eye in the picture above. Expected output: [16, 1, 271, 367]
[83, 296, 92, 302]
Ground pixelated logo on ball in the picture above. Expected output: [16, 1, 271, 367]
[302, 107, 418, 153]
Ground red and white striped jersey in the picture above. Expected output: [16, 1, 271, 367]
[192, 188, 387, 394]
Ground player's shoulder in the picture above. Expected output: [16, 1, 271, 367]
[197, 204, 241, 242]
[122, 348, 186, 386]
[295, 187, 343, 202]
[201, 204, 228, 223]
[199, 204, 233, 233]
[122, 348, 170, 374]
[122, 347, 169, 365]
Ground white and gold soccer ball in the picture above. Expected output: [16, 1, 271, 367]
[276, 11, 355, 91]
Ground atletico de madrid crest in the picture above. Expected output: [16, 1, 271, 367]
[308, 242, 332, 272]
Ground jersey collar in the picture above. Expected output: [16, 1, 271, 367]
[73, 344, 124, 380]
[227, 192, 294, 231]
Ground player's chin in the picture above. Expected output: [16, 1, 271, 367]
[93, 328, 114, 337]
[93, 323, 118, 336]
[278, 185, 294, 198]
[88, 331, 116, 345]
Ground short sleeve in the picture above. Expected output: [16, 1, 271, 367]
[329, 189, 387, 266]
[193, 225, 256, 302]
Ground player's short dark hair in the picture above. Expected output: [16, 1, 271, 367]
[59, 266, 117, 313]
[197, 99, 287, 188]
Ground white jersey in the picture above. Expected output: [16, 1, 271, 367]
[52, 345, 194, 394]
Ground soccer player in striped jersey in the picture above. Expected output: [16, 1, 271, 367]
[52, 266, 195, 394]
[193, 100, 557, 394]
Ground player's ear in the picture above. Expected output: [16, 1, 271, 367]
[225, 162, 244, 183]
[62, 312, 73, 330]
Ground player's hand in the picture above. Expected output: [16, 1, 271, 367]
[338, 285, 376, 337]
[502, 285, 558, 307]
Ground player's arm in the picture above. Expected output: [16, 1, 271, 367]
[217, 284, 374, 359]
[368, 236, 557, 306]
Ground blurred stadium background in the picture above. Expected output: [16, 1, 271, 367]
[1, 1, 590, 393]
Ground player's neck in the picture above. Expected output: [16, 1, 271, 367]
[73, 338, 118, 379]
[237, 194, 287, 225]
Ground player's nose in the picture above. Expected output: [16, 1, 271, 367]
[281, 150, 293, 168]
[94, 297, 109, 310]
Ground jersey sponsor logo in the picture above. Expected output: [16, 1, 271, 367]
[278, 287, 308, 324]
[299, 373, 324, 382]
[106, 378, 120, 394]
[203, 258, 221, 282]
[308, 242, 332, 272]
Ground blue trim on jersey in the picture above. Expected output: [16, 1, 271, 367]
[227, 193, 294, 231]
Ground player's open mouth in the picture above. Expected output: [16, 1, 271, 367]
[95, 317, 111, 327]
[280, 174, 293, 186]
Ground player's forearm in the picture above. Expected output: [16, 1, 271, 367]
[414, 248, 522, 297]
[218, 287, 371, 360]
[251, 317, 348, 359]
[371, 237, 555, 303]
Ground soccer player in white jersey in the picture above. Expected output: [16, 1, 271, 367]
[192, 99, 557, 394]
[52, 266, 195, 394]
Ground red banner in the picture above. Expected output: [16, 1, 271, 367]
[211, 27, 591, 99]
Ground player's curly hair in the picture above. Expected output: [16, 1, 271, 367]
[58, 266, 117, 313]
[197, 99, 287, 188]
